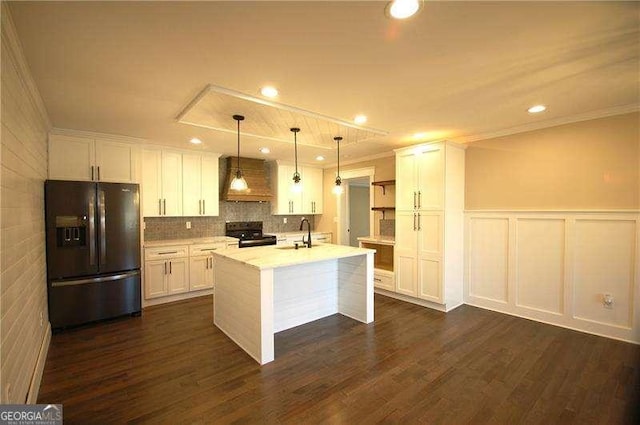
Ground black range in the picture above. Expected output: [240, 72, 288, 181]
[225, 221, 277, 248]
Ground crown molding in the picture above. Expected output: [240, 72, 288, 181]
[50, 127, 148, 144]
[322, 150, 395, 169]
[456, 104, 640, 144]
[1, 3, 52, 130]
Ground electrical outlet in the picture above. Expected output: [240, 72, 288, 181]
[603, 293, 614, 309]
[283, 218, 287, 224]
[186, 221, 191, 229]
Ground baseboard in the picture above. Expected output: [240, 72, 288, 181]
[375, 289, 449, 312]
[26, 322, 51, 404]
[465, 300, 640, 345]
[142, 288, 214, 307]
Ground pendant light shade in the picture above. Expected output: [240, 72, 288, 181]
[333, 136, 343, 195]
[230, 114, 248, 191]
[291, 127, 302, 193]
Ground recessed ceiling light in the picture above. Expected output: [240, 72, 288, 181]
[386, 0, 420, 20]
[260, 86, 278, 98]
[190, 138, 202, 145]
[316, 155, 325, 161]
[528, 105, 546, 114]
[413, 132, 428, 140]
[354, 114, 367, 125]
[259, 147, 270, 154]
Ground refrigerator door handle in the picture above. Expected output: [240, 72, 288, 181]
[51, 270, 141, 287]
[88, 194, 96, 266]
[98, 190, 107, 266]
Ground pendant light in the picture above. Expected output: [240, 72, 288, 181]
[230, 114, 248, 191]
[291, 127, 302, 193]
[333, 136, 343, 195]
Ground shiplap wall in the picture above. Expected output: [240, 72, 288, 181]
[465, 211, 639, 343]
[1, 4, 51, 403]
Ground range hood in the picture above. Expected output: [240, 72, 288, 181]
[222, 157, 272, 202]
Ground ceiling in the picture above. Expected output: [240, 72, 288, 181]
[8, 1, 639, 166]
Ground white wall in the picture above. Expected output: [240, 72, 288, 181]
[1, 4, 52, 403]
[465, 211, 639, 343]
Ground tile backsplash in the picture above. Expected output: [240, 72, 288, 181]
[144, 202, 314, 240]
[379, 219, 395, 237]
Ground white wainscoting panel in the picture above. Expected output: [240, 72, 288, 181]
[573, 219, 636, 329]
[468, 217, 509, 302]
[515, 218, 565, 315]
[465, 211, 639, 343]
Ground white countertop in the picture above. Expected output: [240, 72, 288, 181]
[357, 235, 395, 245]
[144, 236, 238, 248]
[272, 231, 331, 238]
[212, 243, 374, 270]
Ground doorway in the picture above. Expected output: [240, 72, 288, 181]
[348, 178, 370, 246]
[336, 167, 375, 246]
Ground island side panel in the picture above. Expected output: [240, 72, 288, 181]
[213, 255, 274, 364]
[337, 253, 374, 323]
[273, 259, 338, 333]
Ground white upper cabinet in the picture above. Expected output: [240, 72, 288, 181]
[302, 166, 323, 214]
[142, 149, 182, 217]
[396, 144, 444, 211]
[49, 134, 139, 183]
[272, 161, 323, 215]
[272, 162, 303, 215]
[182, 153, 220, 217]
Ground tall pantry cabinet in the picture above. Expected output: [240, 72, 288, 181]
[394, 141, 465, 312]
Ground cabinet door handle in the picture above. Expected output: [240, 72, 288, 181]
[199, 199, 202, 215]
[164, 261, 167, 275]
[169, 261, 172, 274]
[97, 166, 101, 181]
[374, 277, 382, 282]
[203, 199, 205, 214]
[91, 166, 95, 181]
[163, 199, 166, 215]
[158, 199, 162, 215]
[418, 191, 421, 209]
[209, 257, 213, 269]
[418, 213, 421, 231]
[413, 213, 417, 231]
[413, 192, 417, 209]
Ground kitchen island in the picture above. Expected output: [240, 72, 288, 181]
[211, 243, 375, 364]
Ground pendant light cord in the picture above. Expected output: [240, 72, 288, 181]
[236, 118, 240, 177]
[294, 130, 298, 175]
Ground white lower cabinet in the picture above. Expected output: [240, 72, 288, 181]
[189, 243, 225, 290]
[144, 239, 236, 304]
[144, 246, 189, 299]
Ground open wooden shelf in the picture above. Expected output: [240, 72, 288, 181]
[371, 206, 395, 219]
[371, 180, 395, 195]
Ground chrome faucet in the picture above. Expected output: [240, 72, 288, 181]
[299, 218, 312, 248]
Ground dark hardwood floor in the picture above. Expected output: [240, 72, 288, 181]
[38, 295, 640, 424]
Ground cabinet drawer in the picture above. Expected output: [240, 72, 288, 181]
[144, 245, 189, 260]
[374, 270, 395, 291]
[190, 243, 225, 257]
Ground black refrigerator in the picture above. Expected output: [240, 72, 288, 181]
[45, 180, 141, 329]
